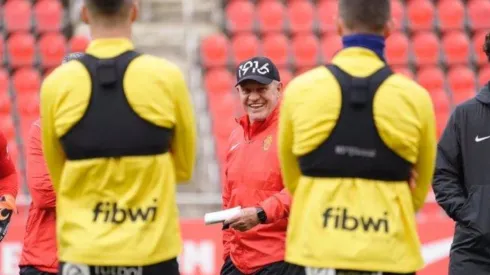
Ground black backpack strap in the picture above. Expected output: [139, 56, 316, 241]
[325, 64, 393, 108]
[79, 51, 141, 88]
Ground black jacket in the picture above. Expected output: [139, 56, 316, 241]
[434, 85, 490, 275]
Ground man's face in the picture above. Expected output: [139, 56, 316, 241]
[237, 80, 281, 122]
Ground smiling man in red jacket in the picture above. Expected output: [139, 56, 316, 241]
[19, 53, 84, 275]
[220, 57, 301, 275]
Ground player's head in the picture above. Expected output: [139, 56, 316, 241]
[484, 32, 490, 62]
[337, 0, 392, 37]
[81, 0, 138, 27]
[235, 57, 282, 122]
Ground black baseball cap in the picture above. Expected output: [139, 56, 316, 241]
[235, 56, 281, 87]
[62, 52, 85, 64]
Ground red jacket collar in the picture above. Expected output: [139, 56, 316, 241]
[237, 106, 279, 140]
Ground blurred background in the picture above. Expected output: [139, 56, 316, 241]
[1, 0, 487, 274]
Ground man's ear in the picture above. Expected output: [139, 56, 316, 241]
[81, 5, 89, 24]
[383, 21, 393, 38]
[336, 17, 344, 37]
[130, 1, 139, 23]
[277, 82, 284, 94]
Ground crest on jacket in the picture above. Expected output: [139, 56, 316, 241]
[263, 135, 272, 151]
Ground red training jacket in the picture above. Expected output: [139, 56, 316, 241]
[0, 130, 18, 211]
[222, 107, 292, 274]
[19, 120, 57, 273]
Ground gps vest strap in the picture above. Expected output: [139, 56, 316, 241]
[60, 51, 172, 160]
[298, 64, 412, 181]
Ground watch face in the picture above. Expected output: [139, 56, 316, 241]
[257, 209, 267, 223]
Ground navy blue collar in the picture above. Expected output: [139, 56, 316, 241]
[342, 34, 386, 62]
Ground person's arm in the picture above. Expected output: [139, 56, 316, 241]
[222, 168, 232, 260]
[0, 131, 17, 201]
[40, 74, 66, 191]
[258, 188, 291, 223]
[411, 89, 437, 212]
[169, 68, 196, 183]
[0, 131, 17, 242]
[278, 88, 302, 195]
[26, 122, 55, 209]
[433, 109, 466, 222]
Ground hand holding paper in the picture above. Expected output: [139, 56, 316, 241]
[204, 206, 242, 225]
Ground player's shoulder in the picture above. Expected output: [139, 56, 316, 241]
[284, 66, 334, 98]
[131, 54, 184, 77]
[384, 71, 432, 105]
[44, 60, 87, 86]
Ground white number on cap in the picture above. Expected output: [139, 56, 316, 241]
[239, 61, 271, 77]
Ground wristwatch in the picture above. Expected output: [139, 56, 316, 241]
[256, 207, 267, 224]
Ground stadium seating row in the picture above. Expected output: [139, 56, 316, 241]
[1, 33, 90, 69]
[225, 0, 490, 34]
[2, 0, 65, 33]
[201, 30, 488, 69]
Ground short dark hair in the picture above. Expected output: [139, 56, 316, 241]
[484, 32, 490, 62]
[338, 0, 391, 33]
[85, 0, 130, 17]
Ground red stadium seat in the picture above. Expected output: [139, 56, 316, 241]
[436, 110, 449, 138]
[279, 68, 293, 87]
[442, 31, 470, 65]
[317, 0, 338, 33]
[430, 89, 450, 113]
[200, 34, 229, 68]
[392, 66, 414, 79]
[231, 33, 260, 64]
[7, 32, 35, 68]
[257, 0, 286, 34]
[436, 0, 465, 31]
[38, 33, 67, 69]
[0, 93, 10, 115]
[407, 0, 435, 31]
[291, 34, 320, 68]
[69, 35, 90, 53]
[4, 0, 32, 33]
[320, 34, 342, 62]
[209, 92, 238, 119]
[0, 117, 15, 143]
[391, 0, 405, 30]
[225, 0, 255, 33]
[478, 65, 490, 87]
[417, 66, 445, 92]
[262, 33, 290, 67]
[204, 68, 233, 95]
[473, 31, 488, 66]
[17, 93, 39, 116]
[34, 0, 63, 33]
[385, 32, 409, 65]
[411, 32, 440, 66]
[12, 68, 41, 95]
[288, 1, 315, 34]
[0, 69, 8, 95]
[468, 0, 490, 30]
[447, 66, 476, 104]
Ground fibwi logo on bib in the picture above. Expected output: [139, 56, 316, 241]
[62, 263, 91, 275]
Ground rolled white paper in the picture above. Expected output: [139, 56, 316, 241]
[204, 206, 242, 225]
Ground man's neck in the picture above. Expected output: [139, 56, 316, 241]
[89, 25, 132, 40]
